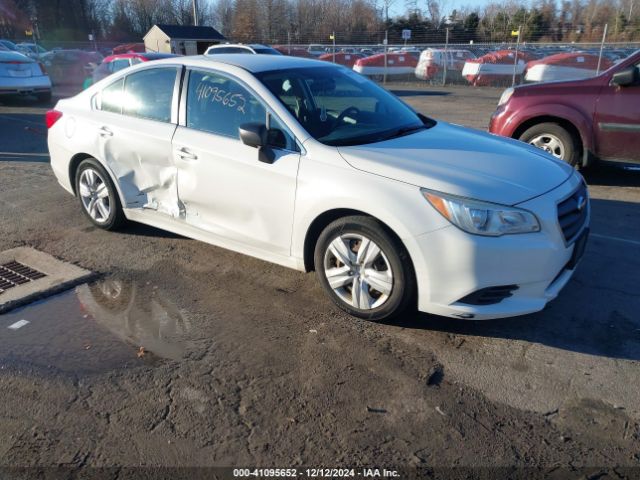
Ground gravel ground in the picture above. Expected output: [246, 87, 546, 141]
[1, 85, 639, 479]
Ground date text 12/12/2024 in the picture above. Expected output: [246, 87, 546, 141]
[233, 468, 401, 478]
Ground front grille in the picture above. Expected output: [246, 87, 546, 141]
[0, 261, 46, 294]
[457, 285, 519, 306]
[557, 182, 589, 244]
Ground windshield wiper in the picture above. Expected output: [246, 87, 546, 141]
[379, 124, 427, 141]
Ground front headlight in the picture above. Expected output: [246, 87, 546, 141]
[497, 87, 514, 106]
[422, 189, 540, 236]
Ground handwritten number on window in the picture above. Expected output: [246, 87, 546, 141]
[196, 82, 246, 114]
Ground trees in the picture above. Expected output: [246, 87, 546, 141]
[0, 0, 638, 44]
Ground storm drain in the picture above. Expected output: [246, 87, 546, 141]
[0, 261, 47, 294]
[0, 247, 93, 314]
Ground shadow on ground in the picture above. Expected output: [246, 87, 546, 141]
[384, 194, 640, 362]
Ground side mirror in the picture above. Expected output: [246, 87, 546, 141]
[239, 123, 275, 164]
[611, 66, 639, 87]
[239, 122, 266, 148]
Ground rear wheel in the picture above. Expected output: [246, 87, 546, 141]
[519, 122, 580, 166]
[314, 216, 416, 321]
[75, 158, 125, 230]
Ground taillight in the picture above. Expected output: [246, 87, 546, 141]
[45, 110, 63, 129]
[38, 62, 47, 74]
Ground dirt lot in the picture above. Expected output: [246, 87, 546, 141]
[1, 85, 640, 479]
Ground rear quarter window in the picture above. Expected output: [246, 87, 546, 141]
[122, 68, 177, 122]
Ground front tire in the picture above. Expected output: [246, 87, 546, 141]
[75, 158, 125, 230]
[314, 216, 416, 321]
[519, 122, 580, 166]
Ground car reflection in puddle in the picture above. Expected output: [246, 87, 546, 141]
[0, 278, 190, 376]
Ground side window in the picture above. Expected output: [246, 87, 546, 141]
[123, 68, 177, 122]
[130, 57, 143, 65]
[186, 70, 266, 139]
[100, 78, 124, 114]
[267, 115, 296, 151]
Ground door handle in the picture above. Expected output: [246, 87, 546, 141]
[98, 126, 113, 137]
[177, 147, 198, 160]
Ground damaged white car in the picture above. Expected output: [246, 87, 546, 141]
[48, 55, 589, 321]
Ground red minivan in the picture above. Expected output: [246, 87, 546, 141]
[490, 50, 640, 167]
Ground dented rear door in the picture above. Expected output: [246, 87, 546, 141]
[94, 66, 182, 216]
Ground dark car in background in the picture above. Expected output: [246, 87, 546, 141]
[490, 50, 640, 167]
[41, 49, 103, 86]
[91, 52, 178, 84]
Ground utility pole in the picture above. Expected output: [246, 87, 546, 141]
[192, 0, 198, 26]
[443, 27, 449, 86]
[332, 31, 336, 63]
[512, 26, 521, 87]
[30, 16, 39, 51]
[383, 30, 388, 85]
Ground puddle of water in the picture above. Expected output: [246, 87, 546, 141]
[0, 278, 191, 376]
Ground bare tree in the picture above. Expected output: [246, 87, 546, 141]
[426, 0, 441, 25]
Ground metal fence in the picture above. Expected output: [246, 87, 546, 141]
[9, 36, 640, 90]
[281, 40, 640, 87]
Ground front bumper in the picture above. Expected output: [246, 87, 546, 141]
[409, 173, 588, 320]
[0, 75, 52, 95]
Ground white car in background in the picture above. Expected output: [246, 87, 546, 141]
[47, 55, 589, 321]
[205, 44, 282, 55]
[0, 50, 52, 101]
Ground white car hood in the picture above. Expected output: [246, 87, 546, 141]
[338, 122, 574, 205]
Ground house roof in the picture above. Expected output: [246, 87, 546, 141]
[150, 24, 226, 41]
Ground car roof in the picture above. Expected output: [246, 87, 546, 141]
[155, 54, 331, 73]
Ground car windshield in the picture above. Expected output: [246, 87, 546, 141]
[256, 66, 430, 146]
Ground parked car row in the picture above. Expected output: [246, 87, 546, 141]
[276, 42, 638, 85]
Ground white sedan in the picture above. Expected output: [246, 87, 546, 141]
[47, 55, 590, 321]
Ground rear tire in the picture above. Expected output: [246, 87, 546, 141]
[75, 158, 126, 231]
[314, 215, 416, 322]
[519, 122, 580, 167]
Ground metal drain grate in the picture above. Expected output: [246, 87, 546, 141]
[0, 261, 47, 294]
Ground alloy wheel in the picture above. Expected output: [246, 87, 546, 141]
[79, 168, 111, 223]
[323, 233, 394, 310]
